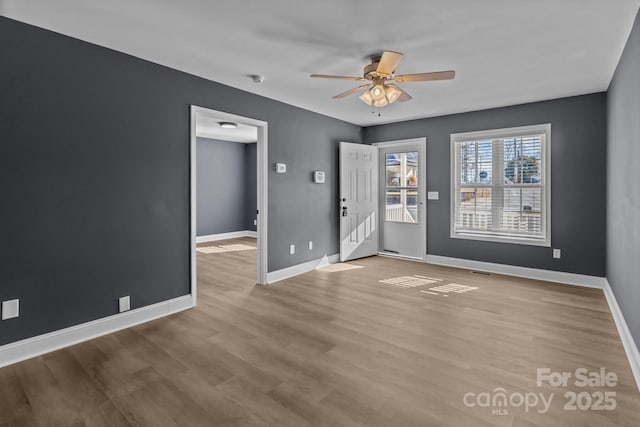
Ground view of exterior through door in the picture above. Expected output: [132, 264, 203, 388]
[376, 139, 426, 260]
[339, 142, 379, 262]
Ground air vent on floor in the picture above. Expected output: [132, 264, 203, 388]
[470, 270, 493, 276]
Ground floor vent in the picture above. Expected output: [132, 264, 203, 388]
[470, 270, 493, 276]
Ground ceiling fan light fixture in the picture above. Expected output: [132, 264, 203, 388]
[372, 97, 389, 107]
[370, 81, 386, 101]
[311, 50, 455, 109]
[359, 82, 398, 107]
[219, 122, 238, 129]
[359, 90, 374, 106]
[385, 84, 402, 104]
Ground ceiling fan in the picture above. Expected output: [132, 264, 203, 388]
[310, 51, 455, 107]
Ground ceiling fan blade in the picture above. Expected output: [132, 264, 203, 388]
[395, 70, 455, 83]
[376, 51, 404, 75]
[311, 74, 365, 81]
[333, 84, 371, 99]
[387, 84, 413, 102]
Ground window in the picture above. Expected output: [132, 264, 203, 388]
[385, 152, 418, 223]
[450, 124, 551, 246]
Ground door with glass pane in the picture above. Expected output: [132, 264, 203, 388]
[377, 139, 426, 259]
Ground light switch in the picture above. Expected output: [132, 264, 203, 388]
[427, 191, 439, 200]
[275, 163, 287, 173]
[2, 299, 19, 320]
[553, 249, 561, 259]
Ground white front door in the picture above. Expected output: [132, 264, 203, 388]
[376, 139, 426, 260]
[339, 142, 379, 262]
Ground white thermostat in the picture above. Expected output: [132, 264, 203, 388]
[275, 163, 287, 173]
[313, 171, 325, 183]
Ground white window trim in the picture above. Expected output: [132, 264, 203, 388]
[450, 124, 551, 247]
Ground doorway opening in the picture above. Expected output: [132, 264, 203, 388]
[190, 106, 268, 302]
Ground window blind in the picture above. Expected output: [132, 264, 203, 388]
[451, 125, 550, 246]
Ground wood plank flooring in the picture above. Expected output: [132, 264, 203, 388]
[1, 236, 639, 426]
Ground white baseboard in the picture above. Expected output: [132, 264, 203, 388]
[425, 254, 607, 289]
[267, 254, 340, 284]
[196, 230, 256, 243]
[0, 295, 194, 369]
[603, 279, 640, 392]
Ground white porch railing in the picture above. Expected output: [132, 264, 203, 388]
[386, 204, 416, 223]
[458, 211, 541, 233]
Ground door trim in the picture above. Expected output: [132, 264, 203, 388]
[190, 105, 269, 296]
[372, 138, 427, 262]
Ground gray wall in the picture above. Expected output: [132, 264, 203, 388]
[607, 10, 640, 345]
[0, 17, 360, 346]
[196, 137, 254, 236]
[363, 93, 607, 276]
[244, 143, 257, 232]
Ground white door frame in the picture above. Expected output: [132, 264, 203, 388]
[372, 137, 427, 261]
[190, 105, 269, 303]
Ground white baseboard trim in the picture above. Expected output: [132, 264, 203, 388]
[603, 279, 640, 392]
[0, 295, 194, 369]
[425, 255, 607, 289]
[267, 254, 340, 284]
[196, 230, 256, 243]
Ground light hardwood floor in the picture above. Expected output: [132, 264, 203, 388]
[1, 237, 639, 426]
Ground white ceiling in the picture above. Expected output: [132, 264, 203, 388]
[2, 0, 639, 126]
[196, 114, 257, 143]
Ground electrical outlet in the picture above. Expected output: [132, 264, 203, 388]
[289, 244, 295, 255]
[308, 241, 313, 250]
[1, 299, 19, 320]
[553, 248, 561, 259]
[254, 219, 257, 226]
[119, 296, 131, 313]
